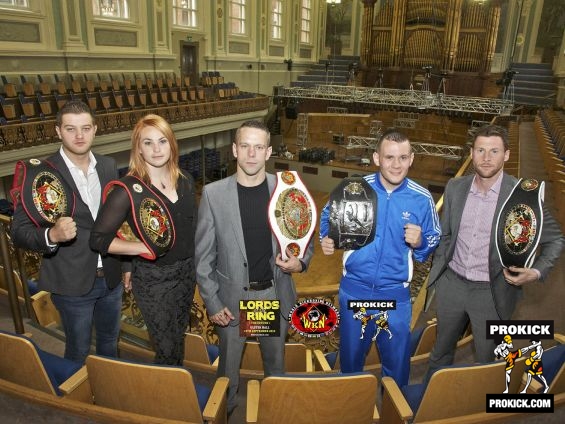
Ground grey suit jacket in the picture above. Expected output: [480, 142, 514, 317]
[195, 173, 314, 323]
[11, 151, 123, 296]
[428, 173, 563, 320]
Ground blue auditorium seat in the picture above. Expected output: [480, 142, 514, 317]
[0, 329, 82, 396]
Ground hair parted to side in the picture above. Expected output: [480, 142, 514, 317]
[55, 99, 95, 127]
[234, 120, 271, 145]
[376, 127, 411, 152]
[128, 114, 184, 187]
[471, 124, 509, 150]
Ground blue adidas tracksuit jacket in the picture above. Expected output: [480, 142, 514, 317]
[320, 173, 441, 386]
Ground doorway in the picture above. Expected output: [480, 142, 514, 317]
[180, 41, 199, 87]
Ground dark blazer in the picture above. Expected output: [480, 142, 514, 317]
[195, 173, 314, 321]
[11, 151, 123, 296]
[428, 173, 563, 320]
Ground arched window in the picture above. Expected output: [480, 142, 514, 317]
[92, 0, 130, 20]
[173, 0, 198, 27]
[0, 0, 29, 8]
[300, 0, 311, 44]
[229, 0, 246, 35]
[271, 0, 283, 40]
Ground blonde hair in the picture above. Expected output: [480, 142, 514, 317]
[128, 114, 182, 187]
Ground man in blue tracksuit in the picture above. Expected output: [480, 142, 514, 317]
[320, 128, 441, 387]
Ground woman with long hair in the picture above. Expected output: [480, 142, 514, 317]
[90, 114, 196, 365]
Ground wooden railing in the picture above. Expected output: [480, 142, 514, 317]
[0, 95, 269, 152]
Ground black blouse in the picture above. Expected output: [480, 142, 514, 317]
[90, 172, 197, 266]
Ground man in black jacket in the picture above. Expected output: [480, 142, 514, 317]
[12, 100, 124, 364]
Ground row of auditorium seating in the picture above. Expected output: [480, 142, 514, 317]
[2, 73, 191, 97]
[0, 72, 244, 124]
[0, 94, 267, 150]
[2, 326, 564, 423]
[200, 71, 224, 87]
[1, 72, 229, 98]
[535, 109, 565, 230]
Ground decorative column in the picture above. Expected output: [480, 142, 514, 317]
[512, 0, 529, 63]
[360, 0, 377, 66]
[212, 0, 226, 56]
[150, 0, 170, 55]
[59, 0, 86, 52]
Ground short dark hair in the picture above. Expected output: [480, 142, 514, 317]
[376, 127, 411, 152]
[56, 100, 95, 127]
[471, 124, 509, 150]
[234, 120, 271, 145]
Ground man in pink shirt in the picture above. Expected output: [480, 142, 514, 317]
[426, 124, 563, 377]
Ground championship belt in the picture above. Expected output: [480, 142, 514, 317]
[268, 171, 317, 260]
[103, 176, 175, 260]
[328, 177, 376, 250]
[10, 158, 75, 227]
[495, 178, 544, 268]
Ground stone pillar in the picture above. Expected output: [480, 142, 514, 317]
[149, 0, 170, 54]
[59, 0, 86, 52]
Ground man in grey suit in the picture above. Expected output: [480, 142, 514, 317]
[427, 124, 563, 377]
[195, 120, 313, 414]
[12, 100, 124, 364]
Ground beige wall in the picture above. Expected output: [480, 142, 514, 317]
[0, 0, 362, 96]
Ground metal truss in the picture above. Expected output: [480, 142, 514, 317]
[393, 118, 418, 128]
[280, 85, 513, 116]
[327, 106, 348, 113]
[342, 136, 464, 160]
[345, 136, 378, 149]
[411, 142, 465, 160]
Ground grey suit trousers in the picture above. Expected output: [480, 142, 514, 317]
[216, 285, 289, 412]
[428, 268, 499, 377]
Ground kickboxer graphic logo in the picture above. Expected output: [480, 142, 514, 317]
[352, 308, 392, 341]
[494, 336, 544, 393]
[348, 300, 396, 341]
[488, 320, 554, 394]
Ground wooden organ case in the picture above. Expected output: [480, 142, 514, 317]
[359, 0, 502, 97]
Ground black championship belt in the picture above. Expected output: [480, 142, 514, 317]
[268, 171, 317, 260]
[495, 178, 544, 268]
[103, 176, 175, 260]
[10, 158, 75, 227]
[328, 177, 376, 250]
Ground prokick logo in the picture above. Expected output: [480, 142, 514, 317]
[486, 320, 554, 339]
[486, 319, 555, 414]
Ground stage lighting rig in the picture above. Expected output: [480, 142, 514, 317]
[422, 65, 433, 79]
[496, 69, 519, 87]
[497, 68, 518, 102]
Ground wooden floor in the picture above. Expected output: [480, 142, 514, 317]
[293, 191, 341, 288]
